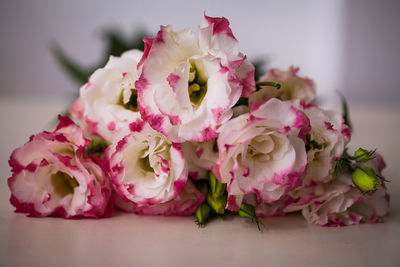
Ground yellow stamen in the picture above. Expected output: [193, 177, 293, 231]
[189, 83, 200, 95]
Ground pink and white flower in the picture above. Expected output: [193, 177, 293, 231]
[249, 66, 316, 104]
[105, 119, 188, 206]
[8, 116, 111, 218]
[212, 98, 310, 211]
[285, 155, 390, 226]
[294, 100, 350, 185]
[78, 49, 143, 141]
[135, 14, 255, 142]
[182, 140, 218, 180]
[113, 180, 204, 216]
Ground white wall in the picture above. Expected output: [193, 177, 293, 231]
[342, 0, 400, 104]
[1, 0, 397, 105]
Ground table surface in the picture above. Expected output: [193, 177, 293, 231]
[0, 96, 399, 267]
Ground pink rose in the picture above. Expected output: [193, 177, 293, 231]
[8, 116, 111, 218]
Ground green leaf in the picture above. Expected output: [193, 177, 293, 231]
[334, 148, 352, 174]
[339, 93, 352, 133]
[51, 44, 92, 84]
[233, 97, 248, 108]
[252, 59, 267, 81]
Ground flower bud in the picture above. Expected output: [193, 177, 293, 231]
[352, 167, 381, 192]
[206, 193, 227, 214]
[195, 203, 211, 227]
[238, 202, 257, 219]
[208, 172, 226, 197]
[239, 202, 263, 230]
[206, 172, 227, 214]
[353, 148, 374, 163]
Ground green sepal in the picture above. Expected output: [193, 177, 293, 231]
[238, 202, 256, 219]
[352, 167, 381, 192]
[195, 203, 211, 227]
[238, 203, 264, 231]
[334, 148, 352, 174]
[85, 139, 111, 157]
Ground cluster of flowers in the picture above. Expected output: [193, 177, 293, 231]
[8, 15, 390, 227]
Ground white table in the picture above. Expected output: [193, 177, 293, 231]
[1, 96, 399, 267]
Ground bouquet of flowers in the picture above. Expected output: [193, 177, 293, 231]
[8, 15, 390, 228]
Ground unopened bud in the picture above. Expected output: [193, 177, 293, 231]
[352, 167, 381, 192]
[353, 148, 374, 163]
[195, 203, 211, 227]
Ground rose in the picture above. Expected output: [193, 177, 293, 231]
[212, 98, 310, 211]
[105, 119, 188, 206]
[249, 66, 316, 104]
[135, 14, 255, 142]
[294, 100, 350, 185]
[78, 49, 143, 141]
[113, 180, 204, 216]
[8, 116, 111, 218]
[182, 140, 218, 180]
[285, 155, 389, 226]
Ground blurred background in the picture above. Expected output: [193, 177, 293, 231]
[0, 0, 399, 105]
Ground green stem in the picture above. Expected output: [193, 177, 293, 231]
[256, 81, 281, 90]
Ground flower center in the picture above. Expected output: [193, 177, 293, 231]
[188, 63, 207, 108]
[119, 89, 138, 111]
[50, 171, 79, 197]
[138, 148, 153, 173]
[120, 73, 138, 111]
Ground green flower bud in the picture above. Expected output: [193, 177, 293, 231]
[206, 193, 227, 215]
[238, 202, 257, 219]
[208, 172, 226, 197]
[352, 167, 381, 192]
[205, 172, 227, 214]
[353, 148, 374, 163]
[239, 203, 264, 231]
[195, 203, 211, 227]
